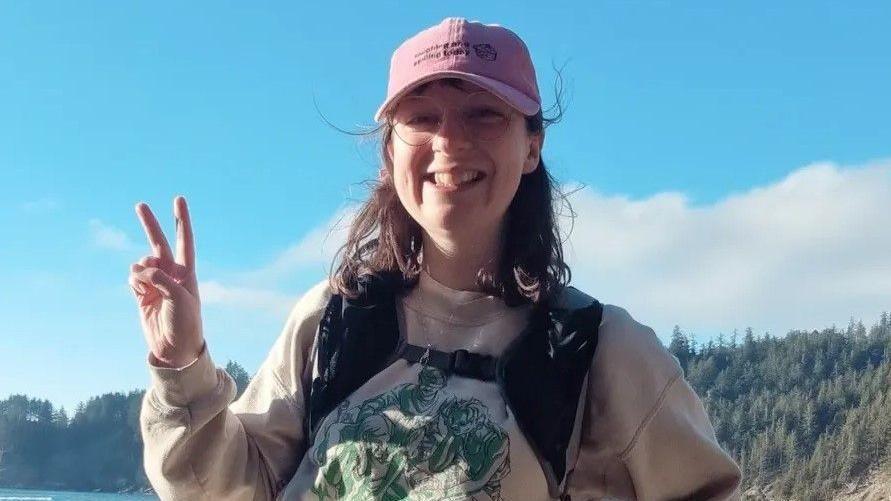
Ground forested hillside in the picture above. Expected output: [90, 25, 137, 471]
[1, 315, 889, 499]
[672, 313, 891, 499]
[0, 360, 250, 493]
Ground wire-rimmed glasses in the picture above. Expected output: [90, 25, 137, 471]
[389, 91, 514, 146]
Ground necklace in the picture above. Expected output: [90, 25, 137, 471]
[415, 309, 487, 366]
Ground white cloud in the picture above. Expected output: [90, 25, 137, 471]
[233, 206, 357, 287]
[89, 219, 136, 252]
[562, 159, 891, 339]
[192, 206, 356, 315]
[199, 280, 299, 318]
[194, 159, 891, 342]
[20, 197, 61, 214]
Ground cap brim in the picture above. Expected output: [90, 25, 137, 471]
[374, 71, 540, 122]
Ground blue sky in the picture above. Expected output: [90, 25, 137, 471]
[2, 2, 890, 413]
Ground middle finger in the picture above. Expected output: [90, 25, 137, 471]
[173, 196, 196, 270]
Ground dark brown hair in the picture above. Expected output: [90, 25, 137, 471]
[328, 77, 572, 306]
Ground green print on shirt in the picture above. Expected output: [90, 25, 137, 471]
[309, 365, 511, 501]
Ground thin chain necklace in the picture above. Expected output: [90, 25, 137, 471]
[415, 310, 487, 366]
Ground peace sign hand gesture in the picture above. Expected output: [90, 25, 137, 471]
[129, 196, 205, 368]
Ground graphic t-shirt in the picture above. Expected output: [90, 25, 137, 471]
[277, 271, 550, 500]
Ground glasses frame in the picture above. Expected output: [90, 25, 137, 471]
[387, 91, 516, 147]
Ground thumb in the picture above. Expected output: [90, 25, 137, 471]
[136, 267, 186, 300]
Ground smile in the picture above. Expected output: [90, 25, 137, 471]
[423, 170, 486, 191]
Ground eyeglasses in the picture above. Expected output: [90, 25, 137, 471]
[389, 91, 514, 147]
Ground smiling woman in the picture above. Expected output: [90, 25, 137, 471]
[134, 17, 742, 501]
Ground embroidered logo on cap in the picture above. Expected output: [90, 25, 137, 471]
[472, 43, 497, 61]
[411, 42, 498, 66]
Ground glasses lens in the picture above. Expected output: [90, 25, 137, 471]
[389, 92, 513, 146]
[460, 92, 512, 141]
[392, 96, 441, 146]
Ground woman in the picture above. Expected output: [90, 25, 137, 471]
[132, 18, 741, 500]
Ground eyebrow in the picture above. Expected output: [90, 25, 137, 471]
[410, 78, 475, 96]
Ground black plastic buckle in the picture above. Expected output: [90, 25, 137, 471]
[449, 349, 497, 381]
[450, 349, 470, 374]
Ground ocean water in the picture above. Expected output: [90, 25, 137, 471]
[0, 488, 158, 501]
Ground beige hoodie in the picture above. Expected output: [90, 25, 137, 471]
[140, 272, 741, 500]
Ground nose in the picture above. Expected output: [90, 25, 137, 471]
[431, 109, 472, 152]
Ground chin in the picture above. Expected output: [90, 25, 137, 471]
[423, 211, 501, 243]
[423, 210, 478, 236]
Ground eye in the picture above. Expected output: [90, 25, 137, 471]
[466, 106, 507, 123]
[406, 114, 439, 126]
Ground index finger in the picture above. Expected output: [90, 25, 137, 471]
[173, 195, 196, 270]
[135, 202, 174, 262]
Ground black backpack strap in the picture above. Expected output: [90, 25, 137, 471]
[400, 343, 498, 381]
[307, 272, 404, 437]
[498, 287, 602, 498]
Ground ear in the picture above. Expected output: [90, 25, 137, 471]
[381, 138, 395, 180]
[522, 130, 544, 174]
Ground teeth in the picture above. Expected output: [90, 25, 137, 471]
[432, 171, 481, 187]
[434, 172, 454, 186]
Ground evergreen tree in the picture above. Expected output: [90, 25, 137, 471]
[225, 360, 252, 399]
[669, 325, 690, 372]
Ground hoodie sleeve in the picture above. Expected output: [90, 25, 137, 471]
[139, 280, 331, 501]
[568, 305, 741, 500]
[621, 370, 742, 500]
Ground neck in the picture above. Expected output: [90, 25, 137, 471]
[421, 227, 502, 292]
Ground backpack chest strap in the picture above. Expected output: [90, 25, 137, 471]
[400, 343, 498, 382]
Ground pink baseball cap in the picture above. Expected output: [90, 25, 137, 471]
[374, 17, 541, 122]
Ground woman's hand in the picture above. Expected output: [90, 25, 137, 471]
[129, 196, 205, 368]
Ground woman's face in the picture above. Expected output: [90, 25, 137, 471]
[386, 79, 543, 243]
